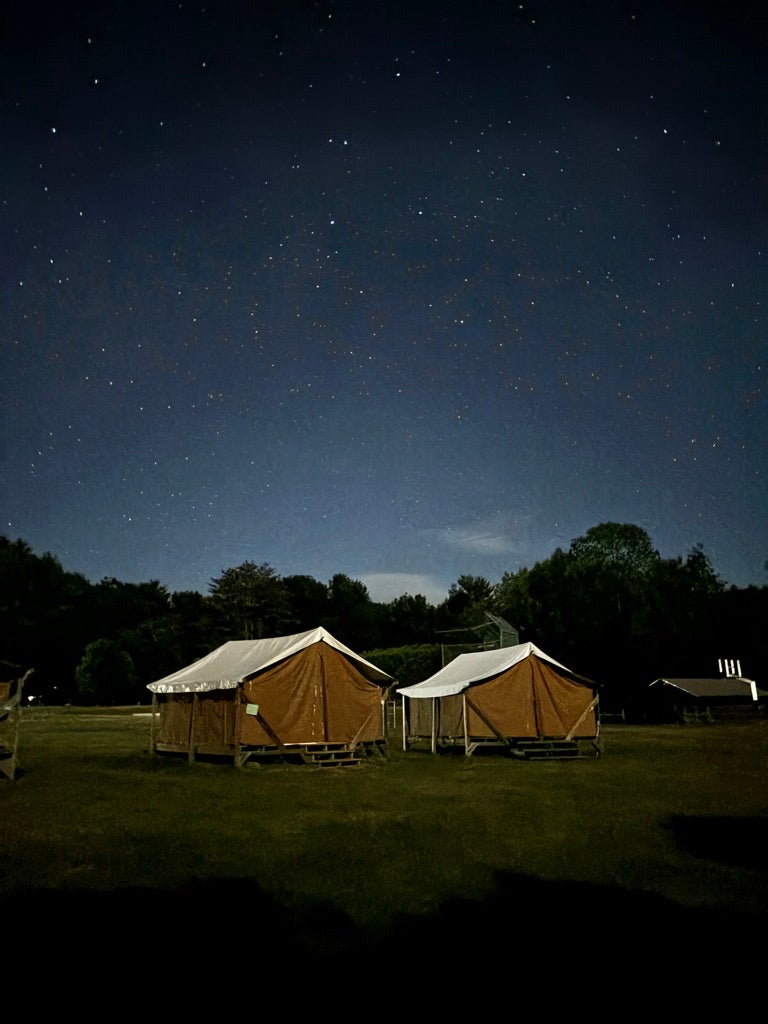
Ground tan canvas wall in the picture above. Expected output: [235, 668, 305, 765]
[406, 692, 464, 739]
[194, 691, 238, 751]
[406, 655, 597, 742]
[155, 693, 193, 748]
[153, 640, 387, 757]
[240, 642, 384, 745]
[467, 656, 596, 739]
[155, 690, 238, 752]
[528, 657, 597, 737]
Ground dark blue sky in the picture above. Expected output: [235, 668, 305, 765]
[2, 1, 766, 603]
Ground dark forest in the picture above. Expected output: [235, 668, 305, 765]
[2, 523, 765, 711]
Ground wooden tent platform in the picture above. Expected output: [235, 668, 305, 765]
[467, 738, 597, 760]
[236, 739, 388, 768]
[153, 736, 388, 768]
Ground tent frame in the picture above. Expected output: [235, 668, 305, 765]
[148, 629, 395, 767]
[0, 668, 32, 782]
[151, 685, 393, 768]
[400, 644, 601, 760]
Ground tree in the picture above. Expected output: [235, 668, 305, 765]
[282, 574, 330, 630]
[525, 547, 575, 655]
[168, 590, 220, 663]
[436, 574, 494, 630]
[568, 522, 659, 576]
[381, 593, 435, 647]
[326, 573, 380, 649]
[208, 562, 290, 639]
[640, 545, 725, 677]
[493, 568, 536, 638]
[361, 643, 441, 688]
[88, 578, 171, 639]
[561, 525, 670, 700]
[716, 584, 768, 683]
[567, 523, 659, 641]
[0, 535, 94, 702]
[681, 543, 724, 599]
[75, 638, 137, 705]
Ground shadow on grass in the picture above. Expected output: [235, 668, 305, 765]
[4, 860, 765, 1000]
[663, 815, 768, 870]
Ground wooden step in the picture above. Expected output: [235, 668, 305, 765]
[301, 744, 361, 767]
[511, 740, 583, 761]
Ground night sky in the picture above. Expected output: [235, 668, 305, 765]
[2, 1, 766, 604]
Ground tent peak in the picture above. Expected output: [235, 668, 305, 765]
[147, 626, 393, 694]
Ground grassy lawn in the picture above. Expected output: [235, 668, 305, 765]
[2, 707, 766, 995]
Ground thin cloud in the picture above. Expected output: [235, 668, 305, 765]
[359, 572, 449, 605]
[429, 517, 528, 556]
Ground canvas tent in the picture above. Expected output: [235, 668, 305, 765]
[147, 627, 395, 766]
[399, 641, 599, 757]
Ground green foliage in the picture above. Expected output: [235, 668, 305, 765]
[167, 590, 221, 663]
[283, 574, 330, 631]
[379, 593, 436, 647]
[88, 578, 171, 637]
[327, 573, 370, 608]
[506, 529, 734, 700]
[209, 561, 290, 639]
[566, 523, 660, 637]
[0, 537, 93, 702]
[75, 638, 138, 705]
[568, 522, 659, 574]
[716, 584, 768, 673]
[493, 567, 536, 637]
[2, 525, 765, 709]
[437, 574, 495, 631]
[326, 573, 380, 650]
[360, 644, 442, 688]
[525, 547, 573, 653]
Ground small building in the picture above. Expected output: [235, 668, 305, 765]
[638, 674, 767, 724]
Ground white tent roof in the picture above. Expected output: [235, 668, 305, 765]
[399, 641, 579, 699]
[147, 626, 393, 694]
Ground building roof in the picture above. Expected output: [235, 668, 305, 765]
[649, 677, 766, 700]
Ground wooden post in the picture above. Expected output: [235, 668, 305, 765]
[349, 706, 378, 750]
[564, 695, 599, 742]
[251, 709, 292, 756]
[463, 692, 469, 756]
[234, 688, 244, 767]
[12, 670, 31, 770]
[188, 692, 198, 763]
[465, 695, 511, 749]
[0, 668, 32, 782]
[149, 691, 157, 757]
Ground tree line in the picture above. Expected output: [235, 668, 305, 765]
[1, 523, 765, 710]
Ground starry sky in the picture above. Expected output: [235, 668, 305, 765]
[2, 1, 766, 605]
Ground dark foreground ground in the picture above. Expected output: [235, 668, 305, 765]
[2, 714, 766, 1007]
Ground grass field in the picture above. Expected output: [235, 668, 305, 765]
[2, 708, 766, 999]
